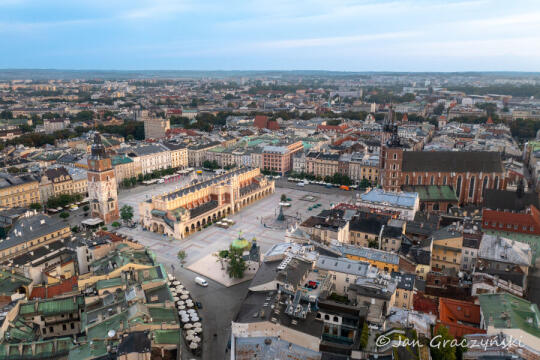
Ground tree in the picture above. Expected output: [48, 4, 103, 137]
[359, 179, 371, 188]
[177, 250, 187, 263]
[111, 221, 121, 228]
[227, 246, 246, 279]
[360, 322, 369, 349]
[29, 203, 42, 211]
[120, 205, 134, 222]
[59, 212, 70, 219]
[433, 103, 445, 115]
[83, 205, 90, 212]
[280, 194, 287, 202]
[431, 326, 456, 360]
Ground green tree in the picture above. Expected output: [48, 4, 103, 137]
[177, 250, 187, 263]
[83, 205, 90, 212]
[280, 194, 287, 202]
[111, 221, 121, 228]
[29, 203, 42, 211]
[431, 326, 456, 360]
[120, 205, 134, 222]
[433, 103, 445, 115]
[59, 212, 70, 219]
[227, 246, 246, 279]
[360, 322, 369, 349]
[359, 179, 371, 188]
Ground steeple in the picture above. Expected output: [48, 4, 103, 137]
[90, 132, 107, 159]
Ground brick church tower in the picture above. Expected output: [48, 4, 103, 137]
[87, 133, 119, 223]
[380, 106, 405, 192]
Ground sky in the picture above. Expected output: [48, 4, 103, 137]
[1, 0, 539, 71]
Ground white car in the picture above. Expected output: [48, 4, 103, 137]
[194, 277, 208, 287]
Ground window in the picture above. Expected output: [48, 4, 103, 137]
[494, 176, 499, 189]
[324, 314, 330, 320]
[405, 175, 409, 185]
[456, 176, 462, 198]
[430, 176, 434, 185]
[333, 316, 339, 322]
[469, 176, 475, 198]
[482, 176, 489, 198]
[393, 153, 397, 160]
[417, 176, 422, 185]
[62, 324, 67, 331]
[443, 176, 447, 185]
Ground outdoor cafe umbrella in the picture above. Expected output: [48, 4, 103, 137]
[186, 334, 195, 342]
[180, 295, 189, 300]
[183, 323, 193, 329]
[177, 305, 185, 310]
[176, 300, 185, 306]
[193, 322, 202, 328]
[192, 336, 201, 343]
[193, 327, 202, 334]
[189, 342, 198, 350]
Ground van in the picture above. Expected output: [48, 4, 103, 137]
[194, 277, 208, 287]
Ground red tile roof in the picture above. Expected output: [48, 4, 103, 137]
[436, 297, 484, 338]
[29, 276, 78, 300]
[482, 205, 540, 235]
[413, 292, 438, 316]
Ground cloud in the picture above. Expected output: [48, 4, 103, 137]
[257, 31, 420, 49]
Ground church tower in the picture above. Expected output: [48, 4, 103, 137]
[87, 133, 119, 223]
[380, 105, 404, 192]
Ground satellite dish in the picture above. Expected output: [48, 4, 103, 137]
[107, 330, 116, 338]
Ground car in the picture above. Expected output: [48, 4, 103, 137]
[194, 276, 208, 287]
[195, 301, 203, 309]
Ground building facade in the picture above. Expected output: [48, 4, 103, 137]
[139, 167, 274, 239]
[87, 134, 119, 224]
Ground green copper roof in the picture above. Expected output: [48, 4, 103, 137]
[0, 269, 31, 295]
[231, 237, 250, 250]
[402, 185, 458, 202]
[95, 277, 124, 291]
[479, 293, 540, 338]
[153, 330, 181, 345]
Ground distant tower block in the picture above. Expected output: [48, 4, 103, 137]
[87, 133, 119, 224]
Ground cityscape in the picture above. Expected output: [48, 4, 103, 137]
[2, 1, 540, 360]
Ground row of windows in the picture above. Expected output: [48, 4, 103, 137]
[485, 221, 534, 232]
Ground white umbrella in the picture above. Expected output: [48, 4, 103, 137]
[191, 316, 200, 322]
[186, 329, 195, 336]
[193, 322, 202, 327]
[185, 299, 193, 303]
[180, 295, 189, 300]
[177, 300, 185, 306]
[192, 336, 201, 343]
[173, 281, 180, 286]
[167, 274, 174, 281]
[187, 309, 196, 313]
[184, 323, 193, 329]
[189, 342, 198, 349]
[176, 285, 184, 291]
[173, 296, 180, 302]
[186, 334, 195, 341]
[179, 310, 187, 316]
[193, 327, 202, 334]
[181, 290, 189, 295]
[181, 316, 190, 322]
[177, 305, 185, 310]
[186, 302, 194, 307]
[171, 289, 177, 293]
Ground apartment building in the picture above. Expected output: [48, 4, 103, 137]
[261, 141, 303, 175]
[0, 173, 40, 209]
[125, 143, 171, 175]
[0, 213, 71, 262]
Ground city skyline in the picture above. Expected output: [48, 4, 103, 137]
[1, 0, 539, 71]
